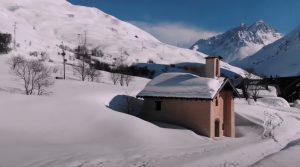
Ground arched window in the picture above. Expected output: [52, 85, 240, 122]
[215, 119, 220, 137]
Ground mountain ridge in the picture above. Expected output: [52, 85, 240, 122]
[0, 0, 247, 77]
[233, 25, 300, 77]
[191, 21, 282, 63]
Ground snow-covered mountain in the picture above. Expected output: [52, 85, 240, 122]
[233, 25, 300, 77]
[0, 0, 247, 77]
[0, 0, 204, 64]
[191, 21, 282, 63]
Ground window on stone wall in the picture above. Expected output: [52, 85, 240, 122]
[215, 97, 219, 106]
[155, 101, 162, 111]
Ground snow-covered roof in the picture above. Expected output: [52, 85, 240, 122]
[137, 73, 228, 99]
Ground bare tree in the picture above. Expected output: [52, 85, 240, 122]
[243, 68, 256, 100]
[115, 48, 126, 67]
[110, 72, 119, 85]
[119, 74, 125, 86]
[73, 61, 89, 81]
[250, 84, 261, 102]
[74, 31, 90, 81]
[39, 51, 49, 62]
[91, 48, 104, 57]
[9, 57, 54, 95]
[124, 75, 133, 86]
[7, 55, 25, 70]
[35, 66, 54, 95]
[110, 50, 133, 87]
[86, 67, 102, 82]
[243, 72, 251, 100]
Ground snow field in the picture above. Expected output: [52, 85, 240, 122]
[1, 54, 300, 166]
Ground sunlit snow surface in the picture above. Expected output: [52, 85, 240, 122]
[235, 26, 300, 77]
[0, 0, 300, 166]
[1, 52, 300, 167]
[137, 73, 224, 99]
[0, 0, 246, 77]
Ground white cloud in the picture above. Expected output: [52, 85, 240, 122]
[130, 21, 219, 48]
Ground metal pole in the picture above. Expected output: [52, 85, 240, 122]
[63, 55, 66, 80]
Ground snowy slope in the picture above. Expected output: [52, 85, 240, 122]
[253, 140, 300, 167]
[0, 0, 247, 77]
[2, 1, 300, 166]
[191, 21, 282, 63]
[0, 0, 201, 64]
[233, 25, 300, 77]
[1, 53, 300, 166]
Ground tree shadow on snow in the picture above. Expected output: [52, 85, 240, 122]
[0, 86, 54, 96]
[106, 95, 143, 117]
[0, 86, 24, 94]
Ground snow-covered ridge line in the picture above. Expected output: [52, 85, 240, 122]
[233, 25, 300, 77]
[0, 0, 246, 77]
[192, 21, 282, 63]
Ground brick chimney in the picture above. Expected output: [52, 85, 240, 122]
[205, 56, 222, 78]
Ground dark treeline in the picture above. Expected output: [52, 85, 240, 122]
[93, 60, 155, 79]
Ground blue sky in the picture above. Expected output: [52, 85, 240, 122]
[68, 0, 300, 47]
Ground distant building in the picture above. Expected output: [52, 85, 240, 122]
[137, 57, 239, 138]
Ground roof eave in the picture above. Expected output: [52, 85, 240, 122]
[136, 95, 213, 100]
[212, 78, 240, 99]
